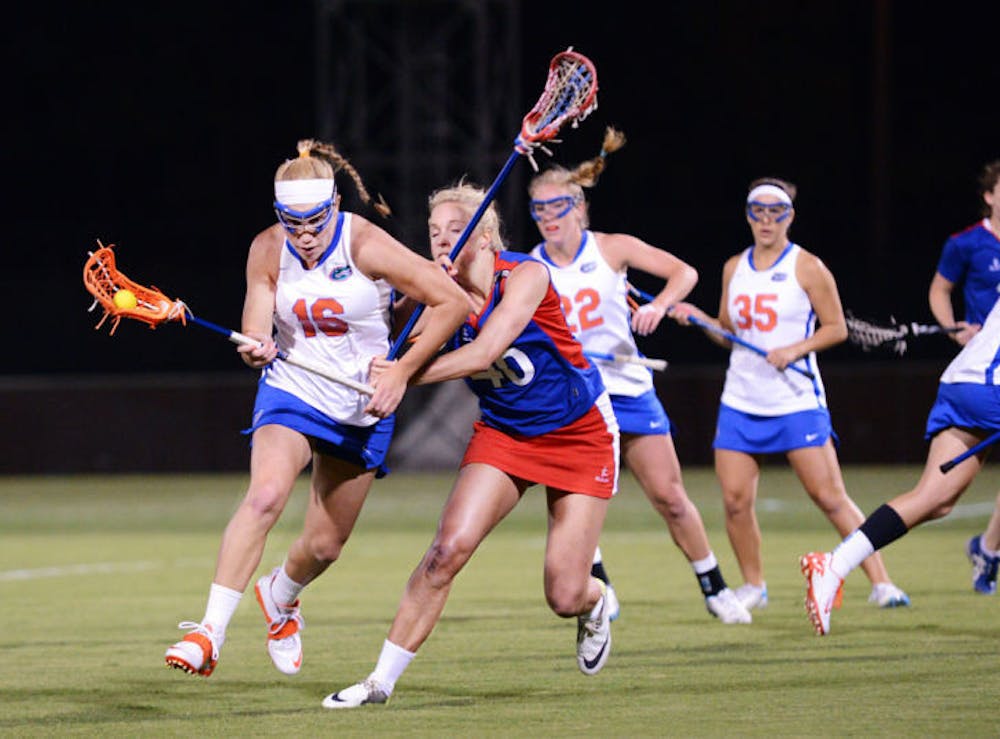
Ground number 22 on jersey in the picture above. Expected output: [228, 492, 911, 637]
[560, 288, 604, 333]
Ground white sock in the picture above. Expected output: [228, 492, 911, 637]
[202, 583, 242, 645]
[690, 551, 718, 575]
[981, 538, 1000, 558]
[829, 530, 874, 580]
[592, 546, 603, 565]
[369, 639, 416, 692]
[270, 562, 305, 606]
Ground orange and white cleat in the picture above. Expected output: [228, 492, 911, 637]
[254, 567, 304, 675]
[800, 552, 844, 636]
[165, 621, 220, 676]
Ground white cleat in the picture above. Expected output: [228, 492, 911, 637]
[868, 582, 911, 608]
[732, 582, 769, 611]
[800, 552, 844, 636]
[322, 678, 390, 709]
[705, 587, 752, 624]
[165, 621, 220, 677]
[605, 583, 621, 622]
[254, 567, 304, 675]
[576, 581, 612, 675]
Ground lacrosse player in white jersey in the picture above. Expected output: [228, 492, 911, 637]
[528, 127, 750, 625]
[928, 158, 1000, 595]
[164, 139, 468, 678]
[803, 294, 1000, 634]
[671, 176, 909, 613]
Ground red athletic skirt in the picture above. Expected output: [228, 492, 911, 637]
[461, 397, 619, 498]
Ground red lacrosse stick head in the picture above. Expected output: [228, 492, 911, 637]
[519, 48, 598, 148]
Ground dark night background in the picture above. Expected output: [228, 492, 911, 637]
[5, 1, 999, 376]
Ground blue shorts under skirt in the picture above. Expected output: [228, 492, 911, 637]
[243, 380, 395, 477]
[925, 382, 1000, 440]
[713, 403, 837, 454]
[610, 389, 672, 436]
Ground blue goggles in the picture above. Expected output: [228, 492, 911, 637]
[746, 201, 792, 223]
[274, 199, 336, 235]
[529, 195, 580, 221]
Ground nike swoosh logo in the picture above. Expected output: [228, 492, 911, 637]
[583, 637, 609, 671]
[293, 654, 302, 668]
[805, 433, 819, 442]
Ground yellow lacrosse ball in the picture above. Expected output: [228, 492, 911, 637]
[113, 289, 138, 310]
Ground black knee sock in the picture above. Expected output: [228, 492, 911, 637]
[591, 560, 611, 584]
[858, 504, 909, 551]
[697, 566, 726, 597]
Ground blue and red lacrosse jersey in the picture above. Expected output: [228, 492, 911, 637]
[451, 251, 605, 437]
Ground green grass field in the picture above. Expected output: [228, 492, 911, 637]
[1, 466, 998, 737]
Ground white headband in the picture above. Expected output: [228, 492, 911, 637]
[747, 184, 792, 205]
[274, 178, 335, 206]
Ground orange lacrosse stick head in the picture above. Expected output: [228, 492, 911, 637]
[83, 241, 187, 334]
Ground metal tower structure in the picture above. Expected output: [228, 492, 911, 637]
[314, 0, 525, 255]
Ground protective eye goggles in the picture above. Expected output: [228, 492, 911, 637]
[529, 195, 580, 221]
[274, 199, 336, 235]
[746, 201, 793, 223]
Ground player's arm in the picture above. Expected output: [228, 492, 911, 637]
[670, 254, 738, 349]
[351, 216, 470, 415]
[412, 260, 549, 385]
[595, 232, 698, 336]
[239, 228, 280, 368]
[929, 272, 975, 344]
[767, 251, 847, 369]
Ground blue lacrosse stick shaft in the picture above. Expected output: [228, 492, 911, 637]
[686, 314, 816, 380]
[940, 429, 1000, 473]
[388, 148, 521, 359]
[627, 282, 815, 380]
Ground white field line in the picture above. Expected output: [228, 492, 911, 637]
[0, 557, 208, 582]
[1, 500, 994, 582]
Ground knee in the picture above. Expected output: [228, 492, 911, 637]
[545, 579, 589, 618]
[649, 482, 691, 521]
[241, 481, 289, 525]
[805, 484, 846, 516]
[303, 531, 348, 565]
[416, 537, 473, 587]
[722, 488, 753, 518]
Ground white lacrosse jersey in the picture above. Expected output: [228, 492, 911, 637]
[941, 296, 1000, 386]
[263, 212, 393, 426]
[531, 231, 652, 397]
[720, 244, 827, 415]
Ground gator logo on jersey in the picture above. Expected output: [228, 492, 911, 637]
[329, 265, 353, 280]
[581, 261, 598, 273]
[771, 272, 788, 282]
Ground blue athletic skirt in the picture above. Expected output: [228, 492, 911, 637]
[611, 389, 671, 436]
[243, 380, 395, 477]
[925, 382, 1000, 439]
[713, 403, 837, 454]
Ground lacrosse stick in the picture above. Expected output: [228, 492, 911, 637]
[585, 351, 668, 372]
[83, 242, 374, 394]
[626, 282, 817, 381]
[939, 429, 1000, 473]
[627, 283, 816, 380]
[845, 310, 961, 356]
[388, 47, 598, 359]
